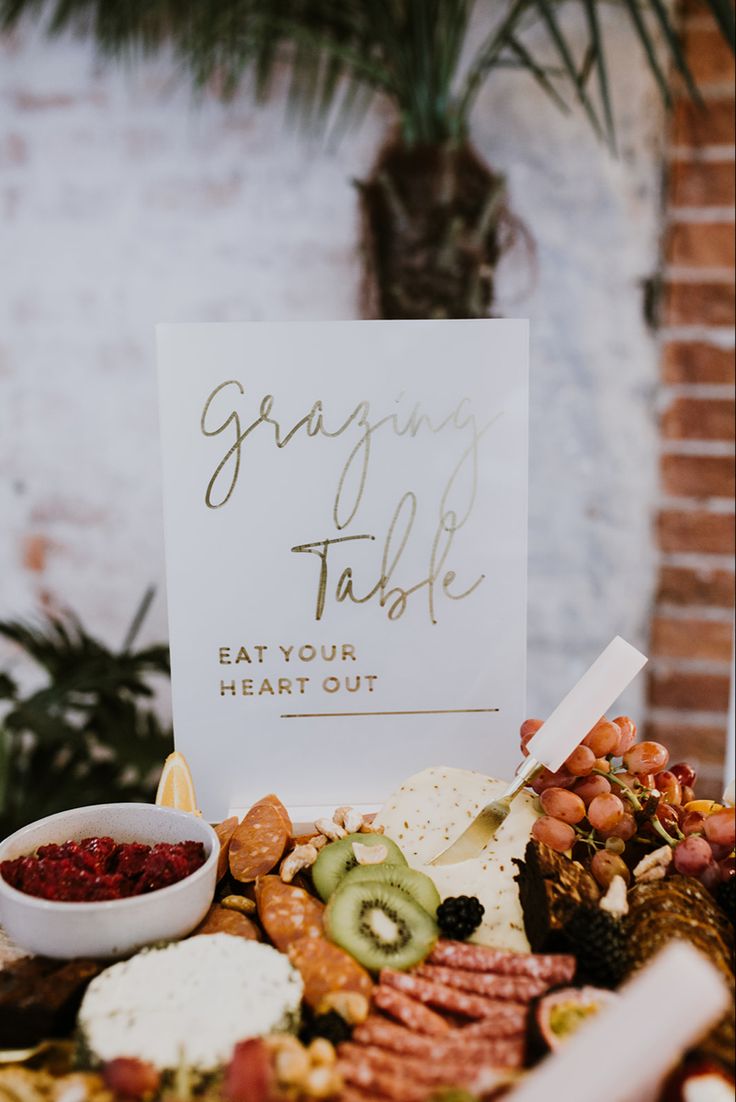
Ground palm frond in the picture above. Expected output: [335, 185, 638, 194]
[1, 0, 734, 146]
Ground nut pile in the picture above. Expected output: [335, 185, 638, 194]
[279, 808, 383, 884]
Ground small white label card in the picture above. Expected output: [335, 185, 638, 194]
[157, 320, 528, 821]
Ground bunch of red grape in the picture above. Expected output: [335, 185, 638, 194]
[523, 716, 736, 894]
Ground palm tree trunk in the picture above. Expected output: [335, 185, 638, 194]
[359, 140, 508, 320]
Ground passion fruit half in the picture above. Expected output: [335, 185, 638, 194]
[536, 985, 617, 1052]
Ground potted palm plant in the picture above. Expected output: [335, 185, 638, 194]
[1, 1, 733, 317]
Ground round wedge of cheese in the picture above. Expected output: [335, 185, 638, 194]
[374, 766, 540, 953]
[79, 934, 303, 1070]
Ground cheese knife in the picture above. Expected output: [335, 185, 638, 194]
[429, 636, 648, 866]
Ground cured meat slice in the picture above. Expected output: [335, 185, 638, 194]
[353, 1015, 526, 1067]
[461, 1015, 532, 1040]
[415, 962, 548, 1001]
[338, 1054, 430, 1102]
[193, 905, 260, 941]
[429, 939, 576, 984]
[253, 793, 292, 835]
[380, 970, 528, 1026]
[339, 1043, 514, 1092]
[214, 817, 238, 882]
[229, 800, 290, 882]
[287, 935, 373, 1009]
[372, 984, 450, 1035]
[255, 875, 324, 952]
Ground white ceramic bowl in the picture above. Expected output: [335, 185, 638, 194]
[0, 803, 218, 959]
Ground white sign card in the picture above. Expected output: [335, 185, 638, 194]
[157, 320, 528, 821]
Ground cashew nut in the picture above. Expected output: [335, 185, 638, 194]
[352, 841, 388, 865]
[314, 818, 347, 841]
[279, 843, 319, 883]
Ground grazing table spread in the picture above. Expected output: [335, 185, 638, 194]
[0, 714, 733, 1102]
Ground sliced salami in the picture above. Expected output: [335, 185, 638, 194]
[339, 1043, 515, 1091]
[192, 904, 260, 941]
[338, 1051, 429, 1102]
[214, 816, 238, 882]
[372, 984, 450, 1035]
[288, 935, 373, 1009]
[415, 963, 548, 1001]
[429, 939, 576, 984]
[229, 800, 290, 882]
[354, 1015, 526, 1067]
[380, 970, 528, 1025]
[253, 793, 292, 835]
[255, 875, 324, 952]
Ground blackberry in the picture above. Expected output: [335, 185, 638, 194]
[716, 877, 735, 926]
[436, 895, 485, 941]
[563, 906, 630, 989]
[299, 1010, 351, 1047]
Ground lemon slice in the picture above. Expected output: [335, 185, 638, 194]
[155, 751, 200, 814]
[684, 799, 723, 815]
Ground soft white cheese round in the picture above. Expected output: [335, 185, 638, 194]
[375, 765, 540, 953]
[79, 934, 303, 1070]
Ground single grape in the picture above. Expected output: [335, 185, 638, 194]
[699, 863, 721, 893]
[574, 775, 611, 805]
[681, 785, 695, 806]
[593, 758, 611, 774]
[605, 836, 626, 855]
[703, 808, 736, 849]
[520, 718, 543, 747]
[604, 813, 637, 842]
[624, 741, 669, 775]
[588, 793, 625, 832]
[670, 762, 696, 789]
[520, 718, 543, 756]
[540, 787, 587, 825]
[531, 767, 576, 795]
[564, 745, 596, 777]
[612, 715, 637, 756]
[681, 810, 706, 837]
[531, 816, 576, 853]
[637, 773, 657, 791]
[709, 842, 733, 862]
[591, 850, 630, 889]
[654, 770, 682, 806]
[656, 802, 681, 835]
[582, 719, 620, 758]
[673, 834, 712, 876]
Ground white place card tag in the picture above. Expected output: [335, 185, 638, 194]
[157, 320, 529, 820]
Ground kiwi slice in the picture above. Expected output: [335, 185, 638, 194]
[339, 863, 440, 917]
[311, 833, 406, 902]
[324, 880, 438, 972]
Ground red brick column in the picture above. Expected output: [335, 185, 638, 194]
[647, 5, 735, 795]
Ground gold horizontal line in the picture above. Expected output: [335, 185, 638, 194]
[281, 707, 500, 719]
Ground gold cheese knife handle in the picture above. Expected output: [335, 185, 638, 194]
[502, 755, 542, 801]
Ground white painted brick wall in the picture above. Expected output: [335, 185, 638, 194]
[0, 13, 664, 722]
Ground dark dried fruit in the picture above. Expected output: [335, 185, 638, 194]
[222, 1038, 274, 1102]
[300, 1009, 352, 1047]
[563, 906, 630, 988]
[102, 1058, 161, 1099]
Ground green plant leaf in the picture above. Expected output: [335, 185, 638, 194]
[0, 593, 173, 832]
